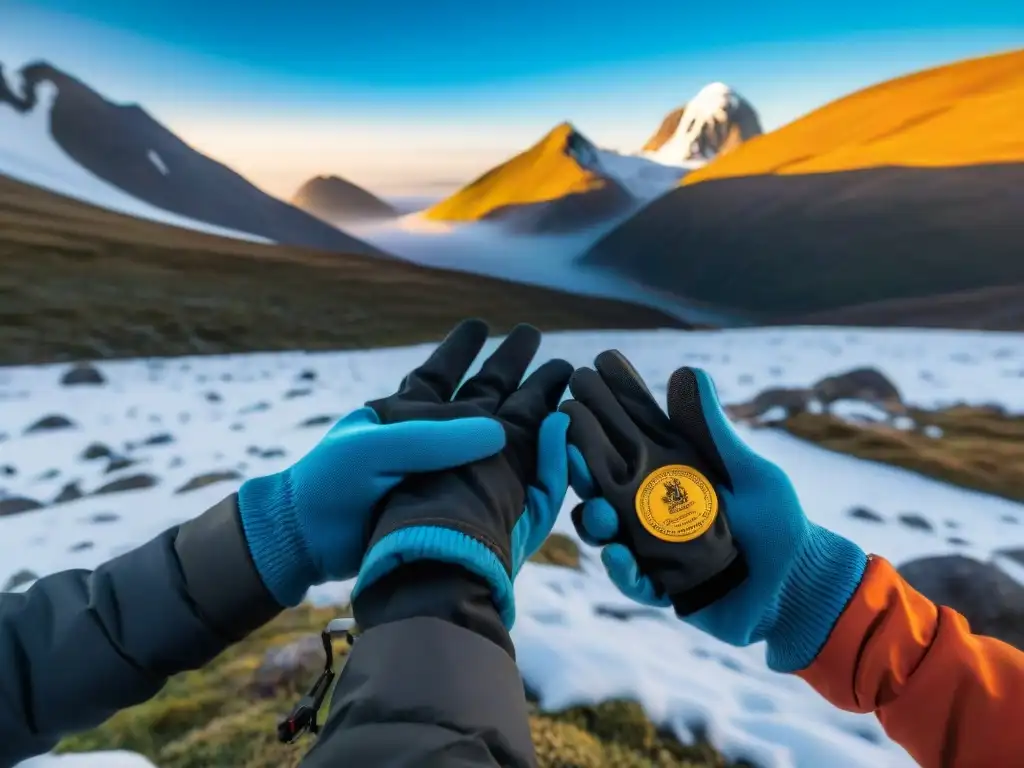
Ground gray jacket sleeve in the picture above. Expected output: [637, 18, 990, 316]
[300, 564, 537, 768]
[0, 494, 282, 767]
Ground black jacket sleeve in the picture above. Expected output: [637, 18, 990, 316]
[300, 562, 537, 768]
[0, 494, 282, 766]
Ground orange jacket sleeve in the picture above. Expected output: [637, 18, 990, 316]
[796, 555, 1024, 767]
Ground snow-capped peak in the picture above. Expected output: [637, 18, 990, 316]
[641, 82, 762, 165]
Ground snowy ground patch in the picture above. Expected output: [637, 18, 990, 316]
[5, 326, 1024, 767]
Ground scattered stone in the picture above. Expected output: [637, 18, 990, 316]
[945, 519, 960, 529]
[174, 470, 242, 495]
[1003, 514, 1019, 524]
[69, 541, 94, 552]
[205, 391, 222, 404]
[105, 456, 137, 474]
[725, 388, 812, 422]
[94, 473, 159, 495]
[737, 374, 754, 385]
[284, 388, 312, 399]
[239, 401, 271, 414]
[220, 373, 233, 382]
[899, 555, 1024, 650]
[947, 537, 970, 546]
[300, 415, 336, 428]
[80, 442, 113, 461]
[297, 369, 317, 382]
[143, 432, 175, 447]
[0, 465, 15, 476]
[168, 456, 184, 469]
[36, 468, 60, 481]
[848, 506, 884, 523]
[897, 513, 933, 532]
[89, 511, 120, 524]
[250, 635, 326, 699]
[813, 368, 902, 408]
[260, 448, 286, 460]
[593, 605, 667, 622]
[53, 482, 84, 504]
[25, 414, 76, 434]
[0, 496, 44, 516]
[179, 412, 191, 424]
[2, 569, 38, 591]
[230, 423, 245, 432]
[60, 362, 105, 386]
[528, 533, 581, 569]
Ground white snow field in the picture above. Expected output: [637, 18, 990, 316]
[0, 81, 268, 243]
[5, 326, 1024, 767]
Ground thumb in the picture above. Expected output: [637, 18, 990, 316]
[375, 417, 506, 473]
[601, 544, 671, 608]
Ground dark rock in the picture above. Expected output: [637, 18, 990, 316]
[1002, 514, 1019, 524]
[143, 432, 174, 447]
[94, 473, 159, 495]
[594, 605, 668, 622]
[168, 456, 184, 469]
[53, 482, 84, 504]
[80, 442, 113, 461]
[174, 470, 242, 494]
[25, 414, 76, 434]
[260, 448, 287, 460]
[69, 541, 94, 552]
[2, 569, 38, 591]
[89, 511, 120, 523]
[239, 401, 271, 414]
[36, 468, 60, 481]
[230, 423, 245, 432]
[0, 464, 15, 476]
[250, 635, 326, 699]
[300, 415, 336, 428]
[848, 506, 884, 523]
[297, 369, 317, 382]
[947, 537, 970, 546]
[60, 362, 105, 386]
[284, 388, 312, 399]
[205, 391, 222, 403]
[897, 513, 933, 532]
[813, 368, 902, 407]
[725, 387, 812, 422]
[105, 456, 136, 474]
[0, 497, 43, 516]
[899, 555, 1024, 649]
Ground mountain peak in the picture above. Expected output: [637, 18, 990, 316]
[642, 82, 762, 162]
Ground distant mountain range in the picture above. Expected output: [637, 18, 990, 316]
[0, 61, 383, 254]
[581, 49, 1024, 320]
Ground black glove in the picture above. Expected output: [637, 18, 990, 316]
[559, 350, 748, 616]
[352, 322, 574, 628]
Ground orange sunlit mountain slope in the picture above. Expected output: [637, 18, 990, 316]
[684, 48, 1024, 185]
[425, 122, 632, 232]
[581, 49, 1024, 326]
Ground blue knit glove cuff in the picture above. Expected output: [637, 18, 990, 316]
[761, 524, 868, 673]
[353, 526, 516, 629]
[237, 472, 318, 608]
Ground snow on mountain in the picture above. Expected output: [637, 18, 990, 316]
[6, 326, 1024, 767]
[642, 82, 763, 165]
[0, 79, 268, 242]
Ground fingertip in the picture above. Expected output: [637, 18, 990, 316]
[581, 498, 619, 542]
[601, 543, 641, 586]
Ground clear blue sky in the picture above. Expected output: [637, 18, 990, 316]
[4, 0, 1022, 197]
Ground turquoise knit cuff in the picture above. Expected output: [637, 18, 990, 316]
[354, 525, 516, 628]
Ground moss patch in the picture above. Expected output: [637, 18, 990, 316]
[781, 405, 1024, 503]
[529, 532, 582, 569]
[57, 603, 741, 767]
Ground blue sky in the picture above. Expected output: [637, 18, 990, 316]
[4, 1, 1022, 197]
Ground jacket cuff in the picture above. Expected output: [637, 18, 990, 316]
[765, 525, 868, 673]
[175, 494, 284, 641]
[353, 525, 516, 628]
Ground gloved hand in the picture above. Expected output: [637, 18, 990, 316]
[237, 320, 509, 607]
[352, 323, 573, 629]
[562, 352, 868, 672]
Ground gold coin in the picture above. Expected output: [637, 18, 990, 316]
[634, 465, 718, 543]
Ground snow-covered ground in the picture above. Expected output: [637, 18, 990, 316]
[6, 326, 1024, 767]
[0, 81, 268, 243]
